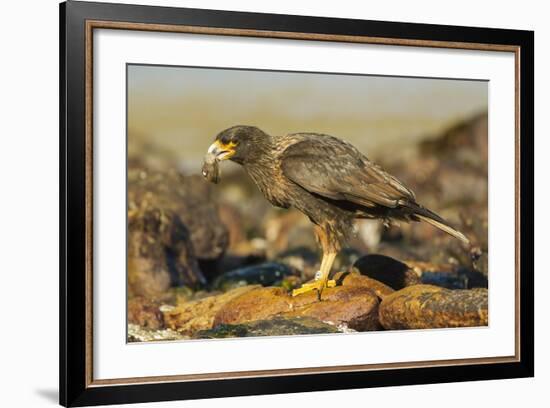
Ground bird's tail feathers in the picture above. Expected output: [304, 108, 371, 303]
[404, 201, 470, 245]
[415, 213, 470, 245]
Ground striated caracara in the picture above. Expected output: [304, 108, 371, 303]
[203, 126, 469, 300]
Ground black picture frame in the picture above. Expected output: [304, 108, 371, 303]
[60, 1, 534, 406]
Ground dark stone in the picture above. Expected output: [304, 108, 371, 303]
[212, 262, 296, 291]
[420, 267, 488, 289]
[194, 317, 339, 339]
[420, 271, 468, 289]
[352, 254, 421, 290]
[407, 261, 488, 290]
[461, 267, 489, 289]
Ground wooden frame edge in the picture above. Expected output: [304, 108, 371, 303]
[69, 10, 530, 401]
[88, 355, 519, 387]
[87, 19, 520, 52]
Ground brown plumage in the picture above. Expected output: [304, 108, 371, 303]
[204, 125, 469, 300]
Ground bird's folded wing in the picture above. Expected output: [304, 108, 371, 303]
[281, 138, 415, 209]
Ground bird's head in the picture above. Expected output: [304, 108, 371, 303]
[205, 125, 270, 165]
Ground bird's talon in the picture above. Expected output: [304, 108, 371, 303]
[292, 281, 322, 297]
[291, 279, 336, 297]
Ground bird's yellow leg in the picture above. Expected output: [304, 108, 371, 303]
[292, 252, 337, 299]
[291, 254, 327, 297]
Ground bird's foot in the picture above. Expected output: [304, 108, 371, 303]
[291, 274, 337, 299]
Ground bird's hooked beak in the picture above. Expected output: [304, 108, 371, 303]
[206, 140, 237, 161]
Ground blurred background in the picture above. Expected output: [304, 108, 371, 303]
[128, 64, 487, 169]
[127, 64, 489, 341]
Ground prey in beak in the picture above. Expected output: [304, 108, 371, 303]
[202, 140, 236, 184]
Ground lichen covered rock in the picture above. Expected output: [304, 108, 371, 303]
[213, 273, 381, 332]
[194, 316, 339, 339]
[379, 285, 488, 329]
[162, 285, 260, 335]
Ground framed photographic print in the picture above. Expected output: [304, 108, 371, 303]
[59, 1, 534, 406]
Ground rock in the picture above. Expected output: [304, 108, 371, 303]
[162, 285, 260, 335]
[379, 285, 488, 329]
[333, 271, 394, 300]
[470, 246, 488, 278]
[214, 277, 381, 331]
[127, 167, 229, 295]
[459, 267, 489, 289]
[407, 261, 488, 289]
[169, 286, 195, 303]
[127, 323, 187, 342]
[128, 207, 203, 296]
[129, 168, 228, 260]
[352, 254, 422, 290]
[212, 262, 296, 291]
[278, 275, 303, 292]
[283, 287, 380, 331]
[194, 317, 339, 339]
[420, 270, 468, 289]
[127, 297, 165, 330]
[213, 287, 292, 325]
[419, 112, 488, 172]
